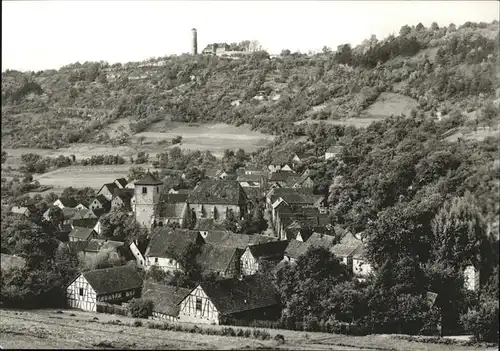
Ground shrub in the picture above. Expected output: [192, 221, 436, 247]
[461, 298, 499, 342]
[274, 334, 285, 344]
[244, 329, 251, 338]
[237, 328, 245, 337]
[221, 327, 236, 336]
[129, 298, 154, 318]
[252, 328, 261, 339]
[133, 320, 143, 327]
[259, 330, 271, 340]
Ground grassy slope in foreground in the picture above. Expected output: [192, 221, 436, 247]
[0, 309, 496, 351]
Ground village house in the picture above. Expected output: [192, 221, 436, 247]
[114, 178, 128, 189]
[129, 240, 148, 270]
[236, 173, 263, 188]
[89, 195, 111, 212]
[240, 241, 289, 276]
[268, 154, 293, 173]
[53, 197, 78, 209]
[200, 230, 276, 249]
[82, 239, 127, 261]
[142, 281, 191, 322]
[71, 217, 99, 229]
[187, 180, 248, 222]
[265, 187, 315, 210]
[75, 203, 88, 210]
[205, 168, 232, 180]
[267, 171, 298, 188]
[194, 218, 228, 235]
[97, 183, 120, 201]
[178, 275, 280, 325]
[351, 244, 372, 279]
[111, 188, 134, 212]
[10, 206, 30, 217]
[69, 226, 97, 242]
[197, 244, 242, 279]
[291, 152, 310, 164]
[66, 265, 143, 312]
[145, 228, 203, 273]
[281, 239, 310, 264]
[273, 203, 330, 240]
[325, 145, 343, 161]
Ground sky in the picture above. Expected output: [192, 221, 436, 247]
[2, 1, 499, 72]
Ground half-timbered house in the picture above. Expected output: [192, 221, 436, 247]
[142, 282, 191, 321]
[197, 244, 242, 278]
[66, 265, 143, 312]
[178, 275, 280, 325]
[69, 226, 97, 242]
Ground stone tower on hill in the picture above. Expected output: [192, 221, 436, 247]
[191, 28, 198, 55]
[134, 172, 163, 229]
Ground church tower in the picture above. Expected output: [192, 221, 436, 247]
[134, 171, 163, 229]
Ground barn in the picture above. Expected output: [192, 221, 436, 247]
[142, 281, 191, 321]
[66, 265, 143, 312]
[178, 275, 280, 325]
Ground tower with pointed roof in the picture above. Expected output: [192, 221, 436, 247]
[134, 171, 163, 229]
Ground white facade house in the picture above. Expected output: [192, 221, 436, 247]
[464, 265, 480, 291]
[65, 265, 143, 312]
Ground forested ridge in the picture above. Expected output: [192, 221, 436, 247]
[1, 20, 498, 148]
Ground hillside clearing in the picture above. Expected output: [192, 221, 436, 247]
[361, 92, 418, 118]
[1, 309, 494, 351]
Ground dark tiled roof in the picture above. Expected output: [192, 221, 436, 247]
[113, 188, 134, 201]
[241, 187, 263, 200]
[200, 275, 279, 315]
[270, 153, 291, 165]
[330, 232, 362, 258]
[203, 231, 276, 250]
[67, 240, 90, 253]
[142, 282, 191, 317]
[146, 228, 201, 258]
[85, 239, 124, 253]
[248, 240, 289, 261]
[197, 244, 240, 274]
[194, 218, 227, 231]
[72, 218, 99, 228]
[82, 265, 143, 295]
[269, 172, 296, 182]
[267, 187, 314, 199]
[237, 174, 262, 182]
[62, 207, 79, 220]
[57, 197, 78, 208]
[135, 172, 163, 185]
[160, 193, 188, 204]
[285, 239, 310, 260]
[280, 193, 323, 205]
[69, 226, 95, 241]
[115, 178, 128, 188]
[99, 183, 119, 196]
[188, 180, 247, 205]
[1, 253, 26, 271]
[307, 233, 337, 251]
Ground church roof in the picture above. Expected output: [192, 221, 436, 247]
[135, 172, 163, 186]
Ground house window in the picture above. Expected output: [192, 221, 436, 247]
[142, 187, 147, 194]
[157, 186, 159, 193]
[196, 298, 202, 312]
[79, 288, 84, 296]
[155, 257, 159, 263]
[121, 292, 126, 298]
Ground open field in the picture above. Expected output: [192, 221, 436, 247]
[361, 92, 418, 118]
[294, 117, 382, 128]
[444, 127, 499, 142]
[30, 165, 137, 192]
[0, 309, 495, 351]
